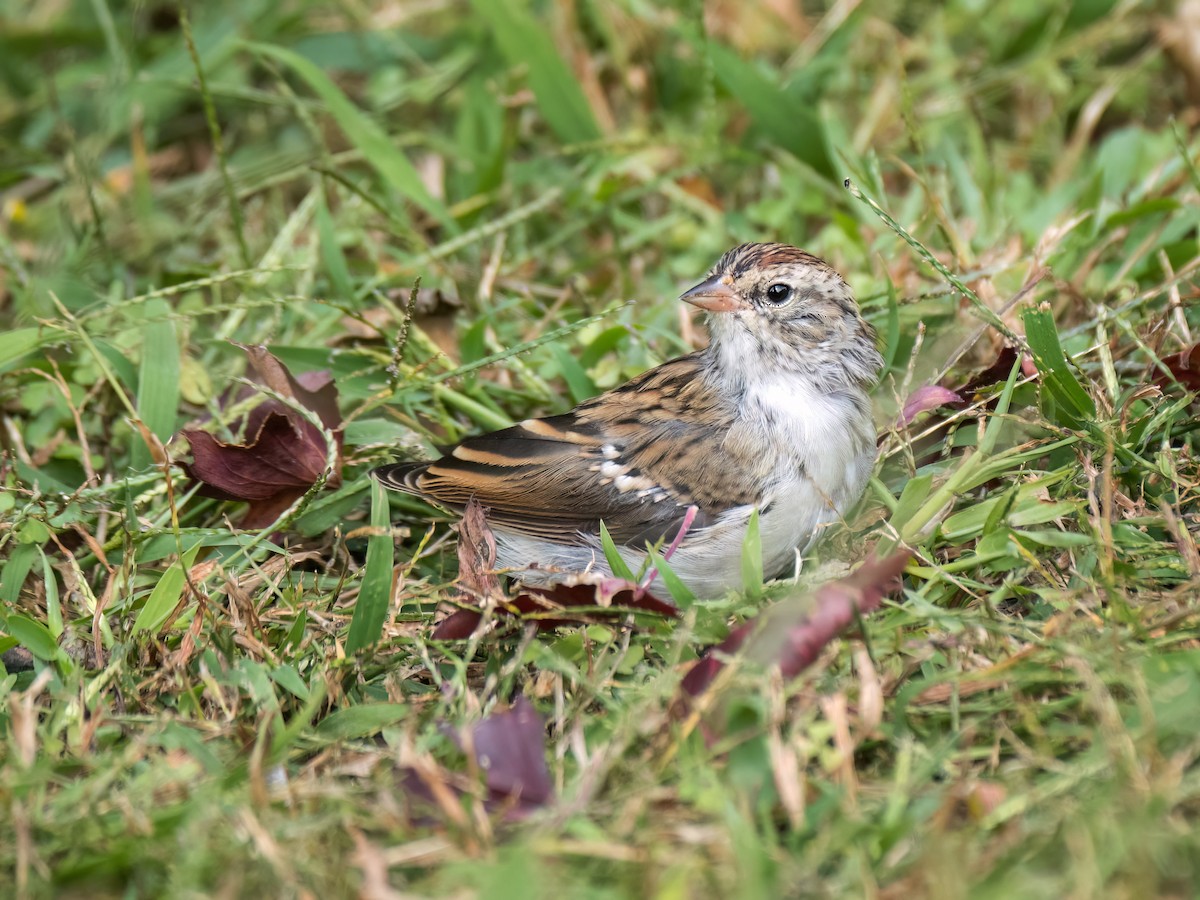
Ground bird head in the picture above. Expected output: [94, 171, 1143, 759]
[681, 242, 881, 388]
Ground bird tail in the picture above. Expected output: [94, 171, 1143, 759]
[372, 461, 428, 495]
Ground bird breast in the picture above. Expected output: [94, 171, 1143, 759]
[729, 374, 873, 498]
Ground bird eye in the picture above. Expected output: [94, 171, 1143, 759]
[765, 283, 791, 304]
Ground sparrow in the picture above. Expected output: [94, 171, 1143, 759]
[374, 243, 883, 599]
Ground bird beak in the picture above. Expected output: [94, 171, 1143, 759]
[679, 275, 747, 313]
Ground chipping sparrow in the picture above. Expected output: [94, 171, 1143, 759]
[375, 243, 882, 598]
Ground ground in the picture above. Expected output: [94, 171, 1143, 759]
[2, 0, 1200, 896]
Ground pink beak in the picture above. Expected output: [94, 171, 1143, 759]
[679, 275, 747, 313]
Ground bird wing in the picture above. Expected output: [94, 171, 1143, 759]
[374, 352, 766, 547]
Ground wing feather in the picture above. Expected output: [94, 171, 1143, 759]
[374, 353, 766, 547]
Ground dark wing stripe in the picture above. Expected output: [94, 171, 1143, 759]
[373, 462, 427, 493]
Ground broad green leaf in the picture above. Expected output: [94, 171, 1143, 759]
[468, 0, 601, 145]
[1014, 529, 1095, 549]
[285, 609, 308, 649]
[578, 326, 630, 369]
[943, 492, 1078, 540]
[234, 659, 279, 710]
[889, 474, 934, 534]
[1104, 197, 1180, 229]
[1023, 306, 1096, 427]
[5, 614, 64, 664]
[93, 339, 139, 391]
[269, 664, 310, 700]
[0, 544, 39, 605]
[346, 480, 395, 653]
[982, 489, 1017, 538]
[552, 344, 597, 404]
[247, 41, 457, 232]
[316, 703, 408, 740]
[132, 545, 202, 634]
[136, 531, 269, 564]
[133, 298, 180, 470]
[0, 327, 45, 372]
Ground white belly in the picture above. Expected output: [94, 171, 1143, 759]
[492, 447, 872, 600]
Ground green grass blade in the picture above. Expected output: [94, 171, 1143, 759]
[648, 547, 696, 609]
[346, 479, 395, 654]
[599, 521, 638, 582]
[740, 509, 763, 599]
[978, 355, 1023, 456]
[551, 344, 597, 404]
[0, 544, 39, 605]
[247, 41, 458, 233]
[468, 0, 601, 145]
[315, 187, 353, 300]
[889, 474, 934, 535]
[39, 550, 62, 638]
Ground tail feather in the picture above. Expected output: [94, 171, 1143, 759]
[372, 461, 429, 495]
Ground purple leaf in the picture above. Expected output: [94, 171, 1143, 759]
[899, 385, 962, 427]
[680, 551, 911, 700]
[471, 696, 553, 813]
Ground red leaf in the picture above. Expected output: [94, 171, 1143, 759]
[240, 344, 342, 431]
[431, 609, 484, 640]
[430, 503, 677, 638]
[680, 551, 911, 699]
[179, 346, 342, 528]
[431, 579, 679, 638]
[952, 346, 1026, 400]
[1158, 343, 1200, 392]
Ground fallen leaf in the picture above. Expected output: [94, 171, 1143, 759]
[433, 576, 678, 639]
[1158, 342, 1200, 392]
[433, 577, 678, 639]
[899, 385, 962, 427]
[180, 346, 343, 528]
[399, 697, 553, 823]
[237, 344, 342, 431]
[680, 551, 911, 699]
[431, 505, 677, 639]
[951, 346, 1026, 401]
[471, 696, 553, 814]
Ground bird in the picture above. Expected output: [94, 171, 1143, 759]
[374, 242, 883, 599]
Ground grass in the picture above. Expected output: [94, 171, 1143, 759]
[2, 0, 1200, 896]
